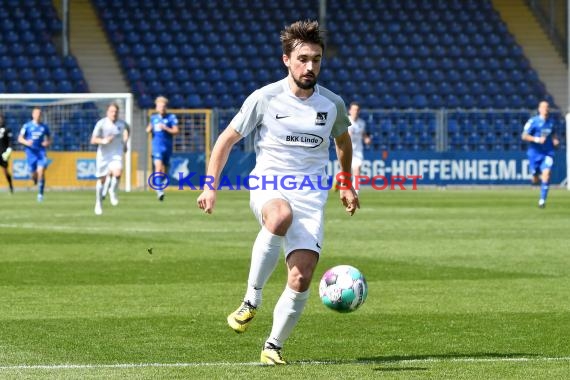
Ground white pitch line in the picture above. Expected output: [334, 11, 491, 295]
[0, 356, 569, 370]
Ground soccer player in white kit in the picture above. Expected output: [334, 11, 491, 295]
[197, 20, 359, 365]
[347, 102, 371, 194]
[91, 103, 129, 215]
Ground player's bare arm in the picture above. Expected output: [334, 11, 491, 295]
[42, 136, 51, 147]
[161, 123, 180, 135]
[17, 134, 33, 148]
[334, 131, 360, 216]
[197, 126, 243, 214]
[90, 134, 112, 145]
[123, 128, 130, 152]
[522, 132, 546, 144]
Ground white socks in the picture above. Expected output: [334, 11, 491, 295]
[243, 228, 311, 349]
[244, 227, 283, 308]
[265, 286, 310, 349]
[110, 176, 119, 196]
[95, 179, 103, 203]
[102, 174, 111, 197]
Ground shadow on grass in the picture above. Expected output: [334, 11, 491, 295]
[294, 352, 538, 371]
[360, 352, 539, 364]
[367, 352, 539, 373]
[374, 366, 429, 372]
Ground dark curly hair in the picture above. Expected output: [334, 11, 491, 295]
[280, 20, 325, 56]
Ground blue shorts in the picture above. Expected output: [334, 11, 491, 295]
[27, 150, 49, 172]
[528, 153, 554, 175]
[152, 151, 171, 167]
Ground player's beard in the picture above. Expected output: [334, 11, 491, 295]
[291, 70, 317, 90]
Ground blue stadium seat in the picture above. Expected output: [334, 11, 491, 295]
[438, 82, 453, 96]
[509, 94, 524, 108]
[412, 94, 428, 108]
[24, 79, 39, 92]
[6, 80, 23, 93]
[164, 80, 180, 94]
[180, 81, 196, 95]
[400, 69, 414, 81]
[142, 68, 157, 81]
[19, 67, 34, 81]
[448, 70, 461, 83]
[30, 56, 46, 69]
[431, 69, 445, 82]
[89, 0, 555, 111]
[40, 80, 56, 93]
[169, 93, 185, 108]
[52, 67, 68, 81]
[202, 93, 218, 108]
[14, 55, 30, 68]
[46, 54, 63, 68]
[428, 94, 444, 108]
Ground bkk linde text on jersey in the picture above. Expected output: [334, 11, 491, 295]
[285, 135, 320, 144]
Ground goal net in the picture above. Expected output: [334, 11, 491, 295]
[0, 93, 134, 191]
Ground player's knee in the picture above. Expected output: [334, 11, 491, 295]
[262, 201, 293, 235]
[286, 251, 318, 291]
[264, 215, 292, 235]
[287, 268, 314, 292]
[288, 271, 309, 291]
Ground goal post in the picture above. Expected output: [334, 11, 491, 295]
[0, 93, 134, 191]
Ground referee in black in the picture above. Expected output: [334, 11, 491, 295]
[0, 112, 14, 193]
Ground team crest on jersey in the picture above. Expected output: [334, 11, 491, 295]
[315, 112, 328, 126]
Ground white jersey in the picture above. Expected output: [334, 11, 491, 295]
[231, 78, 350, 177]
[92, 117, 129, 163]
[348, 117, 366, 160]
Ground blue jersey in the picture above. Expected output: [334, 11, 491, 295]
[19, 121, 50, 154]
[522, 115, 556, 156]
[150, 113, 178, 154]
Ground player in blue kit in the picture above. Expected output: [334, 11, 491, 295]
[521, 100, 560, 208]
[146, 96, 179, 201]
[18, 107, 51, 202]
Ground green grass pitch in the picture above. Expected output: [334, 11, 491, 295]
[1, 187, 569, 379]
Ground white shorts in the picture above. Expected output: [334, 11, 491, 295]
[96, 156, 123, 178]
[249, 179, 328, 257]
[352, 151, 364, 170]
[351, 156, 363, 170]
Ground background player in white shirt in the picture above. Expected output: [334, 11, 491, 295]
[347, 102, 371, 194]
[197, 20, 359, 365]
[90, 103, 129, 215]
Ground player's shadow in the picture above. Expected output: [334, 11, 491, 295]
[360, 352, 538, 371]
[356, 352, 540, 364]
[374, 366, 429, 373]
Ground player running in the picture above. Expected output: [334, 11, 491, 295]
[18, 107, 50, 202]
[91, 102, 130, 215]
[197, 20, 359, 365]
[522, 100, 560, 208]
[146, 96, 179, 201]
[347, 101, 371, 194]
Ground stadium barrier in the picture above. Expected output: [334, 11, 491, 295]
[160, 150, 565, 189]
[1, 151, 138, 190]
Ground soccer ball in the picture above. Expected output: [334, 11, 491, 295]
[319, 265, 368, 313]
